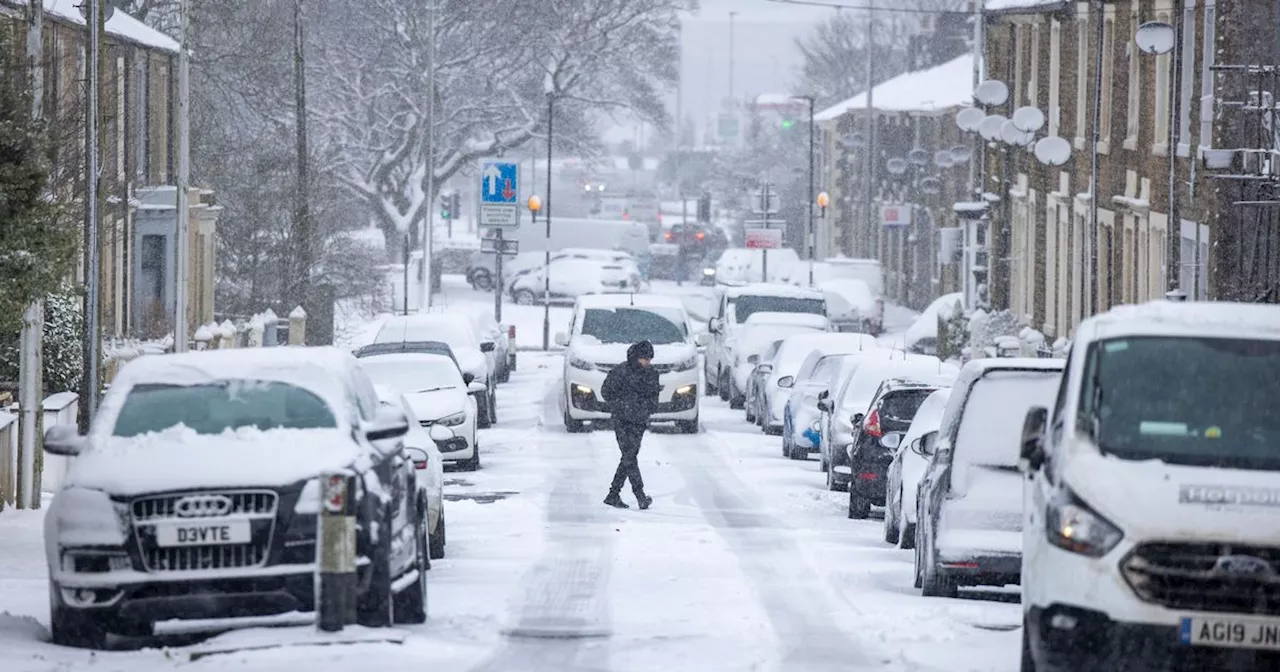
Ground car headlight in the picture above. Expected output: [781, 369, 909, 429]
[1046, 490, 1123, 558]
[568, 355, 595, 371]
[51, 488, 130, 547]
[674, 355, 697, 371]
[703, 268, 715, 276]
[438, 411, 466, 427]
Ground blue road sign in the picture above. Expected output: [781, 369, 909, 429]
[480, 161, 519, 205]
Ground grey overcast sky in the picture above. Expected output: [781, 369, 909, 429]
[604, 0, 838, 146]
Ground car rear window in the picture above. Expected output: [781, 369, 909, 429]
[878, 389, 935, 424]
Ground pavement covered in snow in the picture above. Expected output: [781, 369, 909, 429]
[1, 280, 1022, 671]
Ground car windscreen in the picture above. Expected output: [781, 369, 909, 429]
[112, 381, 337, 437]
[734, 295, 825, 323]
[355, 341, 456, 365]
[878, 388, 936, 425]
[579, 307, 686, 344]
[1082, 335, 1280, 470]
[954, 370, 1061, 468]
[360, 357, 464, 394]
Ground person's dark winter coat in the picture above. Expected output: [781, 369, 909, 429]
[601, 341, 660, 427]
[600, 341, 660, 509]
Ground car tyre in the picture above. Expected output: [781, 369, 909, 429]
[884, 491, 901, 545]
[488, 387, 498, 424]
[899, 521, 916, 550]
[497, 363, 511, 384]
[718, 369, 730, 402]
[49, 595, 109, 650]
[789, 438, 808, 462]
[471, 271, 494, 292]
[1020, 616, 1037, 672]
[357, 507, 395, 628]
[393, 509, 429, 624]
[429, 508, 447, 560]
[745, 399, 757, 423]
[475, 394, 492, 429]
[514, 289, 536, 305]
[920, 537, 958, 598]
[825, 462, 846, 491]
[459, 444, 481, 471]
[677, 418, 699, 434]
[563, 406, 587, 433]
[847, 487, 871, 519]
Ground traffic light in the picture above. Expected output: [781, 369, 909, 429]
[696, 194, 711, 223]
[780, 117, 795, 130]
[450, 192, 461, 219]
[440, 192, 453, 220]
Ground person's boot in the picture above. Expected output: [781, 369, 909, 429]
[637, 493, 653, 510]
[604, 493, 629, 509]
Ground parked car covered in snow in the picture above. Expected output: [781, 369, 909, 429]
[375, 314, 498, 428]
[705, 283, 827, 400]
[459, 305, 515, 383]
[374, 387, 447, 559]
[820, 279, 884, 336]
[41, 347, 429, 648]
[508, 257, 639, 306]
[362, 353, 484, 471]
[883, 387, 951, 549]
[726, 312, 832, 409]
[757, 333, 878, 436]
[914, 358, 1064, 598]
[905, 292, 965, 356]
[556, 294, 706, 433]
[780, 338, 884, 460]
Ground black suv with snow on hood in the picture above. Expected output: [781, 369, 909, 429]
[40, 347, 431, 648]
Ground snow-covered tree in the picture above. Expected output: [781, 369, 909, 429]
[314, 0, 684, 242]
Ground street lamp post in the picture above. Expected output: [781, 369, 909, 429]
[542, 92, 555, 351]
[1135, 18, 1184, 298]
[792, 94, 817, 286]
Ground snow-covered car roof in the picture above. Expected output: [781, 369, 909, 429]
[743, 311, 831, 328]
[575, 293, 686, 310]
[837, 355, 960, 412]
[376, 314, 480, 348]
[820, 279, 876, 313]
[723, 283, 825, 300]
[772, 333, 879, 376]
[1082, 300, 1280, 342]
[941, 358, 1065, 469]
[99, 346, 358, 435]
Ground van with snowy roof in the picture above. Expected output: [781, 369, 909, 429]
[704, 283, 826, 401]
[1018, 301, 1280, 671]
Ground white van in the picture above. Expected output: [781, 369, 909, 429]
[1018, 301, 1280, 671]
[704, 284, 826, 399]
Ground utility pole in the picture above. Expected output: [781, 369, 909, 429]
[728, 11, 737, 102]
[805, 95, 816, 283]
[292, 0, 313, 324]
[420, 1, 437, 311]
[81, 0, 103, 429]
[542, 93, 555, 351]
[1165, 1, 1185, 296]
[174, 0, 190, 352]
[862, 0, 877, 259]
[17, 0, 44, 510]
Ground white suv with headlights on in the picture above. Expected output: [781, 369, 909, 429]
[40, 347, 429, 648]
[556, 294, 706, 434]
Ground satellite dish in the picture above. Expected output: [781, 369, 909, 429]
[1000, 120, 1024, 145]
[920, 177, 942, 195]
[886, 157, 909, 175]
[1012, 106, 1046, 133]
[1034, 136, 1072, 166]
[956, 107, 985, 132]
[1135, 21, 1176, 56]
[908, 149, 931, 166]
[839, 133, 864, 149]
[979, 115, 1007, 141]
[974, 79, 1010, 107]
[1019, 131, 1038, 147]
[950, 145, 972, 163]
[934, 150, 955, 168]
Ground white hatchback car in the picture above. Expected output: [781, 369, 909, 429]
[375, 314, 497, 428]
[361, 353, 482, 471]
[556, 294, 706, 433]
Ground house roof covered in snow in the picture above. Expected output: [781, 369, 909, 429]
[985, 0, 1070, 14]
[814, 54, 975, 122]
[2, 0, 179, 54]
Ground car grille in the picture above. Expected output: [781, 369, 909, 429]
[132, 490, 278, 572]
[596, 362, 681, 374]
[1122, 542, 1280, 616]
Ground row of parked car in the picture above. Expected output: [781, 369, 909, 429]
[38, 307, 520, 649]
[466, 247, 647, 304]
[723, 295, 1280, 671]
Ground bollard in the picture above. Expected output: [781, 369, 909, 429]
[247, 314, 265, 348]
[288, 306, 307, 346]
[193, 324, 213, 351]
[316, 472, 358, 632]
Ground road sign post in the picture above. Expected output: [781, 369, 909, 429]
[880, 203, 912, 229]
[479, 160, 520, 323]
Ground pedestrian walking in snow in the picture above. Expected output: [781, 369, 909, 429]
[600, 340, 660, 509]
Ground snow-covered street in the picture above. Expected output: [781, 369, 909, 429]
[0, 281, 1022, 672]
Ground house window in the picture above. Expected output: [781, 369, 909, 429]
[140, 234, 166, 304]
[1178, 0, 1197, 155]
[1072, 208, 1086, 327]
[1153, 9, 1173, 154]
[1125, 7, 1141, 150]
[1149, 221, 1167, 299]
[1050, 20, 1062, 136]
[1099, 13, 1115, 153]
[1199, 0, 1217, 150]
[1014, 25, 1025, 109]
[1075, 5, 1090, 149]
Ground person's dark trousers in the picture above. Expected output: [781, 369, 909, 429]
[610, 422, 646, 498]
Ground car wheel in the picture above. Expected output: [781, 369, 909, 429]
[459, 444, 481, 471]
[705, 366, 718, 395]
[718, 369, 730, 402]
[475, 395, 492, 429]
[913, 540, 924, 589]
[497, 363, 511, 384]
[49, 590, 110, 649]
[429, 508, 447, 560]
[820, 445, 829, 472]
[514, 289, 536, 305]
[745, 399, 757, 423]
[677, 418, 699, 434]
[899, 521, 916, 550]
[393, 508, 429, 624]
[920, 531, 958, 598]
[789, 437, 808, 462]
[1021, 614, 1037, 672]
[563, 407, 587, 433]
[826, 462, 846, 491]
[884, 491, 901, 545]
[471, 271, 493, 291]
[488, 387, 498, 424]
[357, 506, 395, 628]
[847, 487, 871, 519]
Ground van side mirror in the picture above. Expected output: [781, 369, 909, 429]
[777, 376, 794, 389]
[747, 354, 759, 365]
[817, 399, 834, 413]
[879, 432, 903, 450]
[852, 412, 865, 426]
[44, 425, 86, 457]
[462, 372, 475, 385]
[480, 341, 496, 353]
[1020, 406, 1049, 474]
[914, 431, 939, 457]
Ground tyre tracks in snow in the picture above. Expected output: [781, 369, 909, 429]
[651, 427, 873, 671]
[467, 427, 615, 672]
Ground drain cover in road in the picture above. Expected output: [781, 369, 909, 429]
[503, 616, 610, 640]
